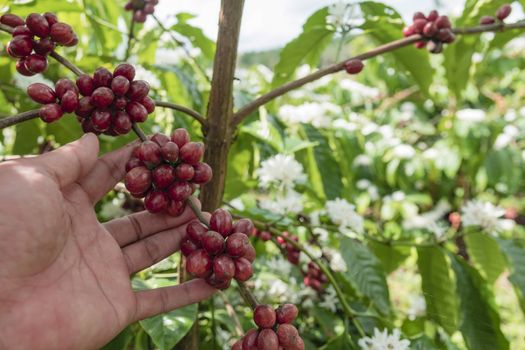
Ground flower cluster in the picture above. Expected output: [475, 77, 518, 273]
[461, 200, 515, 235]
[358, 328, 410, 350]
[326, 198, 364, 234]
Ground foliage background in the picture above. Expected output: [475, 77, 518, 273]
[1, 0, 525, 349]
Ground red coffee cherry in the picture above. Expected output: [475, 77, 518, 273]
[210, 209, 233, 237]
[54, 79, 77, 100]
[243, 243, 256, 263]
[413, 18, 428, 33]
[167, 181, 193, 202]
[33, 38, 55, 55]
[76, 74, 95, 96]
[192, 163, 213, 184]
[136, 141, 162, 168]
[181, 239, 199, 256]
[186, 249, 212, 278]
[496, 4, 512, 21]
[91, 109, 112, 132]
[75, 96, 94, 117]
[226, 232, 249, 258]
[0, 14, 25, 28]
[111, 76, 130, 96]
[232, 218, 255, 236]
[344, 59, 364, 75]
[242, 329, 259, 350]
[133, 11, 147, 23]
[480, 16, 496, 25]
[275, 304, 298, 324]
[144, 190, 169, 213]
[27, 83, 56, 104]
[202, 230, 225, 256]
[93, 67, 113, 88]
[151, 133, 170, 147]
[435, 16, 451, 29]
[124, 166, 152, 195]
[113, 111, 133, 134]
[39, 103, 63, 123]
[50, 22, 75, 45]
[423, 22, 438, 37]
[257, 329, 279, 350]
[166, 200, 186, 217]
[213, 254, 236, 280]
[114, 97, 128, 110]
[15, 58, 33, 76]
[140, 96, 155, 114]
[12, 25, 33, 38]
[276, 324, 301, 348]
[126, 101, 148, 122]
[125, 158, 143, 172]
[152, 164, 175, 189]
[161, 142, 179, 162]
[43, 12, 59, 26]
[206, 273, 231, 290]
[187, 221, 208, 244]
[175, 163, 195, 181]
[26, 13, 50, 38]
[254, 305, 276, 329]
[60, 90, 79, 113]
[402, 26, 415, 37]
[171, 128, 190, 148]
[127, 80, 150, 101]
[234, 257, 253, 282]
[427, 10, 439, 22]
[91, 87, 115, 108]
[413, 12, 426, 21]
[180, 142, 205, 165]
[114, 63, 136, 81]
[8, 36, 33, 57]
[232, 340, 242, 350]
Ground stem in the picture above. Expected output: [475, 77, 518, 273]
[210, 296, 217, 350]
[335, 30, 349, 62]
[49, 51, 84, 76]
[132, 123, 148, 142]
[155, 100, 207, 126]
[231, 20, 525, 127]
[125, 13, 136, 60]
[0, 110, 40, 130]
[218, 291, 244, 337]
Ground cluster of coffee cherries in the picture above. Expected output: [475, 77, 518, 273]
[303, 262, 327, 293]
[232, 304, 304, 350]
[124, 0, 159, 23]
[124, 130, 212, 215]
[403, 10, 455, 54]
[26, 80, 80, 123]
[344, 59, 364, 75]
[75, 64, 154, 135]
[276, 232, 301, 265]
[254, 229, 272, 241]
[480, 4, 512, 25]
[1, 12, 77, 75]
[182, 209, 256, 289]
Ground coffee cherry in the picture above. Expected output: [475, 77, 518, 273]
[413, 12, 426, 21]
[275, 304, 298, 324]
[33, 38, 55, 55]
[93, 67, 113, 88]
[437, 28, 455, 43]
[8, 36, 33, 57]
[414, 41, 427, 49]
[55, 78, 78, 99]
[480, 16, 496, 25]
[254, 305, 276, 329]
[0, 14, 25, 28]
[181, 238, 199, 256]
[192, 163, 213, 184]
[257, 329, 279, 350]
[75, 96, 94, 117]
[133, 10, 147, 23]
[136, 141, 162, 168]
[166, 200, 186, 217]
[187, 221, 208, 244]
[126, 101, 148, 122]
[210, 209, 233, 237]
[113, 111, 133, 134]
[175, 163, 195, 181]
[161, 142, 179, 162]
[152, 164, 175, 189]
[60, 90, 79, 113]
[435, 16, 451, 29]
[50, 22, 75, 45]
[213, 254, 236, 280]
[186, 249, 212, 278]
[91, 87, 114, 108]
[114, 63, 136, 81]
[242, 329, 259, 350]
[423, 22, 438, 37]
[496, 4, 512, 21]
[24, 54, 47, 73]
[276, 324, 300, 348]
[125, 166, 152, 195]
[76, 74, 95, 96]
[80, 119, 98, 134]
[180, 142, 205, 165]
[167, 181, 193, 201]
[111, 75, 130, 96]
[144, 4, 155, 14]
[151, 133, 170, 147]
[413, 18, 428, 33]
[12, 25, 33, 38]
[258, 231, 272, 241]
[427, 10, 439, 22]
[144, 190, 169, 213]
[16, 58, 34, 76]
[141, 96, 155, 114]
[27, 83, 56, 104]
[205, 273, 231, 290]
[234, 257, 253, 282]
[243, 243, 256, 262]
[402, 26, 415, 37]
[232, 340, 242, 350]
[91, 109, 112, 132]
[202, 230, 225, 256]
[171, 128, 190, 148]
[226, 232, 249, 258]
[125, 157, 143, 172]
[112, 97, 127, 110]
[26, 13, 50, 38]
[232, 218, 255, 236]
[39, 103, 63, 123]
[127, 80, 150, 101]
[43, 12, 59, 26]
[344, 59, 364, 75]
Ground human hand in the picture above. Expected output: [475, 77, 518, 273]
[0, 133, 216, 350]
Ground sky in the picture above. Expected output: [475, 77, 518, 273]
[156, 0, 464, 52]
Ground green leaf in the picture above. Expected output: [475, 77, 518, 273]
[359, 1, 433, 95]
[450, 255, 509, 350]
[302, 124, 343, 200]
[367, 240, 410, 274]
[341, 237, 391, 315]
[417, 246, 458, 334]
[13, 119, 41, 155]
[320, 333, 355, 350]
[410, 335, 439, 350]
[497, 238, 525, 315]
[101, 326, 134, 350]
[172, 13, 216, 61]
[46, 115, 83, 146]
[272, 7, 334, 88]
[465, 232, 506, 284]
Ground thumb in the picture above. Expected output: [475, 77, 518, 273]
[34, 133, 100, 188]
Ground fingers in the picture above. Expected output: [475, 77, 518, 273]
[121, 223, 187, 274]
[78, 139, 139, 204]
[33, 133, 99, 188]
[133, 279, 216, 321]
[105, 197, 201, 247]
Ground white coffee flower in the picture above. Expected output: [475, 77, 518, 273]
[278, 102, 339, 128]
[319, 286, 338, 312]
[358, 328, 410, 350]
[265, 256, 291, 276]
[257, 154, 306, 189]
[462, 200, 515, 235]
[403, 200, 450, 234]
[325, 249, 347, 272]
[259, 190, 304, 215]
[392, 144, 416, 159]
[326, 198, 364, 234]
[494, 125, 519, 150]
[456, 109, 486, 122]
[407, 295, 426, 320]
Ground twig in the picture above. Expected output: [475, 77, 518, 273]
[231, 20, 525, 127]
[0, 110, 40, 130]
[218, 291, 244, 337]
[155, 100, 207, 126]
[49, 51, 84, 76]
[125, 13, 135, 61]
[132, 123, 148, 142]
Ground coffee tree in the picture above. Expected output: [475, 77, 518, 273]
[1, 0, 525, 349]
